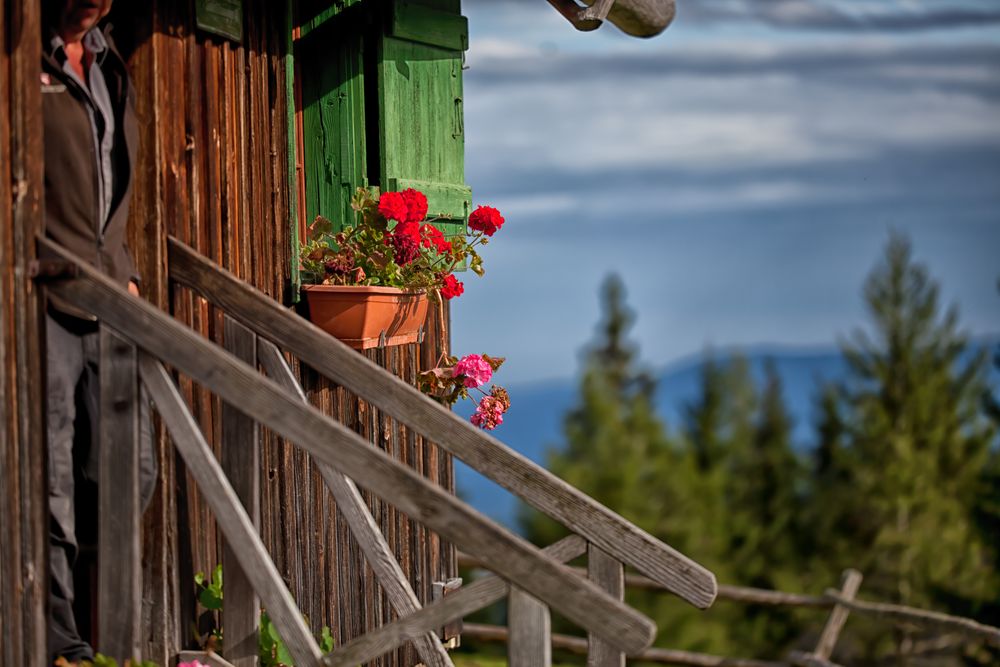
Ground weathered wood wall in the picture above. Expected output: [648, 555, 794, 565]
[0, 1, 48, 665]
[110, 1, 456, 664]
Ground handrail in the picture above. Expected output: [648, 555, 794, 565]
[166, 235, 717, 609]
[40, 237, 657, 656]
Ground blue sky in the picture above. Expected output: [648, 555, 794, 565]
[452, 0, 1000, 385]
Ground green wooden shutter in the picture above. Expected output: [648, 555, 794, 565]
[296, 0, 470, 238]
[298, 1, 368, 230]
[379, 0, 470, 238]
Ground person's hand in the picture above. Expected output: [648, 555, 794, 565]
[128, 280, 140, 297]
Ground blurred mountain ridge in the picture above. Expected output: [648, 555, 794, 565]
[456, 335, 1000, 528]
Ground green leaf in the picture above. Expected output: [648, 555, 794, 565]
[319, 626, 335, 653]
[198, 587, 223, 610]
[276, 641, 294, 666]
[212, 563, 224, 592]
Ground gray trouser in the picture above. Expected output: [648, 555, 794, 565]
[46, 313, 157, 663]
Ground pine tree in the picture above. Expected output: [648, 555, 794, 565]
[680, 356, 806, 656]
[520, 275, 718, 651]
[810, 234, 998, 662]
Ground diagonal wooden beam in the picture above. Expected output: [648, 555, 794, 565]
[139, 355, 324, 667]
[166, 235, 717, 610]
[42, 237, 657, 656]
[814, 570, 862, 660]
[257, 339, 453, 667]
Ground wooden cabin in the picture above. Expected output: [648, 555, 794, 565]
[1, 2, 709, 667]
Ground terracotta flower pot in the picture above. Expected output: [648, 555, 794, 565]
[302, 284, 429, 350]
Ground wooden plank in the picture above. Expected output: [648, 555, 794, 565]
[587, 545, 625, 667]
[139, 354, 324, 667]
[462, 625, 786, 667]
[508, 588, 551, 667]
[4, 0, 47, 663]
[44, 242, 659, 656]
[326, 536, 586, 667]
[221, 316, 260, 667]
[97, 326, 143, 658]
[813, 569, 862, 660]
[166, 236, 717, 609]
[257, 339, 453, 667]
[391, 1, 469, 52]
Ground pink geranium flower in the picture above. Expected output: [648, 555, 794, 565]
[471, 396, 505, 430]
[453, 354, 493, 388]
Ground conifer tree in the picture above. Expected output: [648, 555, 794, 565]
[811, 234, 997, 661]
[520, 275, 718, 651]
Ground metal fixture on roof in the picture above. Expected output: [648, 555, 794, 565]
[546, 0, 676, 37]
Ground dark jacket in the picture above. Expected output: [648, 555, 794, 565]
[41, 23, 139, 318]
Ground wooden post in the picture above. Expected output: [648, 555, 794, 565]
[0, 0, 47, 664]
[222, 316, 260, 666]
[588, 544, 625, 667]
[508, 587, 551, 667]
[814, 569, 863, 660]
[97, 326, 143, 658]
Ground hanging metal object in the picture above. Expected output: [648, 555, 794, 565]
[545, 0, 676, 37]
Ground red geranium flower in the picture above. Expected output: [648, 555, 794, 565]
[469, 205, 505, 237]
[401, 188, 429, 224]
[420, 224, 452, 254]
[391, 221, 421, 265]
[441, 273, 464, 300]
[378, 191, 409, 223]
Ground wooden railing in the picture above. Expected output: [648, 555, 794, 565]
[458, 554, 1000, 667]
[38, 236, 717, 667]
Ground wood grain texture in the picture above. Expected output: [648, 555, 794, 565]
[92, 3, 456, 663]
[508, 588, 552, 667]
[139, 354, 324, 667]
[222, 317, 261, 667]
[587, 545, 624, 667]
[0, 0, 47, 662]
[327, 536, 587, 667]
[257, 340, 453, 667]
[813, 569, 862, 660]
[43, 244, 656, 655]
[463, 625, 786, 667]
[97, 327, 143, 659]
[167, 235, 717, 609]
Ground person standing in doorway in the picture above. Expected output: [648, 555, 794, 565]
[41, 1, 155, 663]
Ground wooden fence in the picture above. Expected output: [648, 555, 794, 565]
[37, 235, 718, 666]
[458, 555, 1000, 666]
